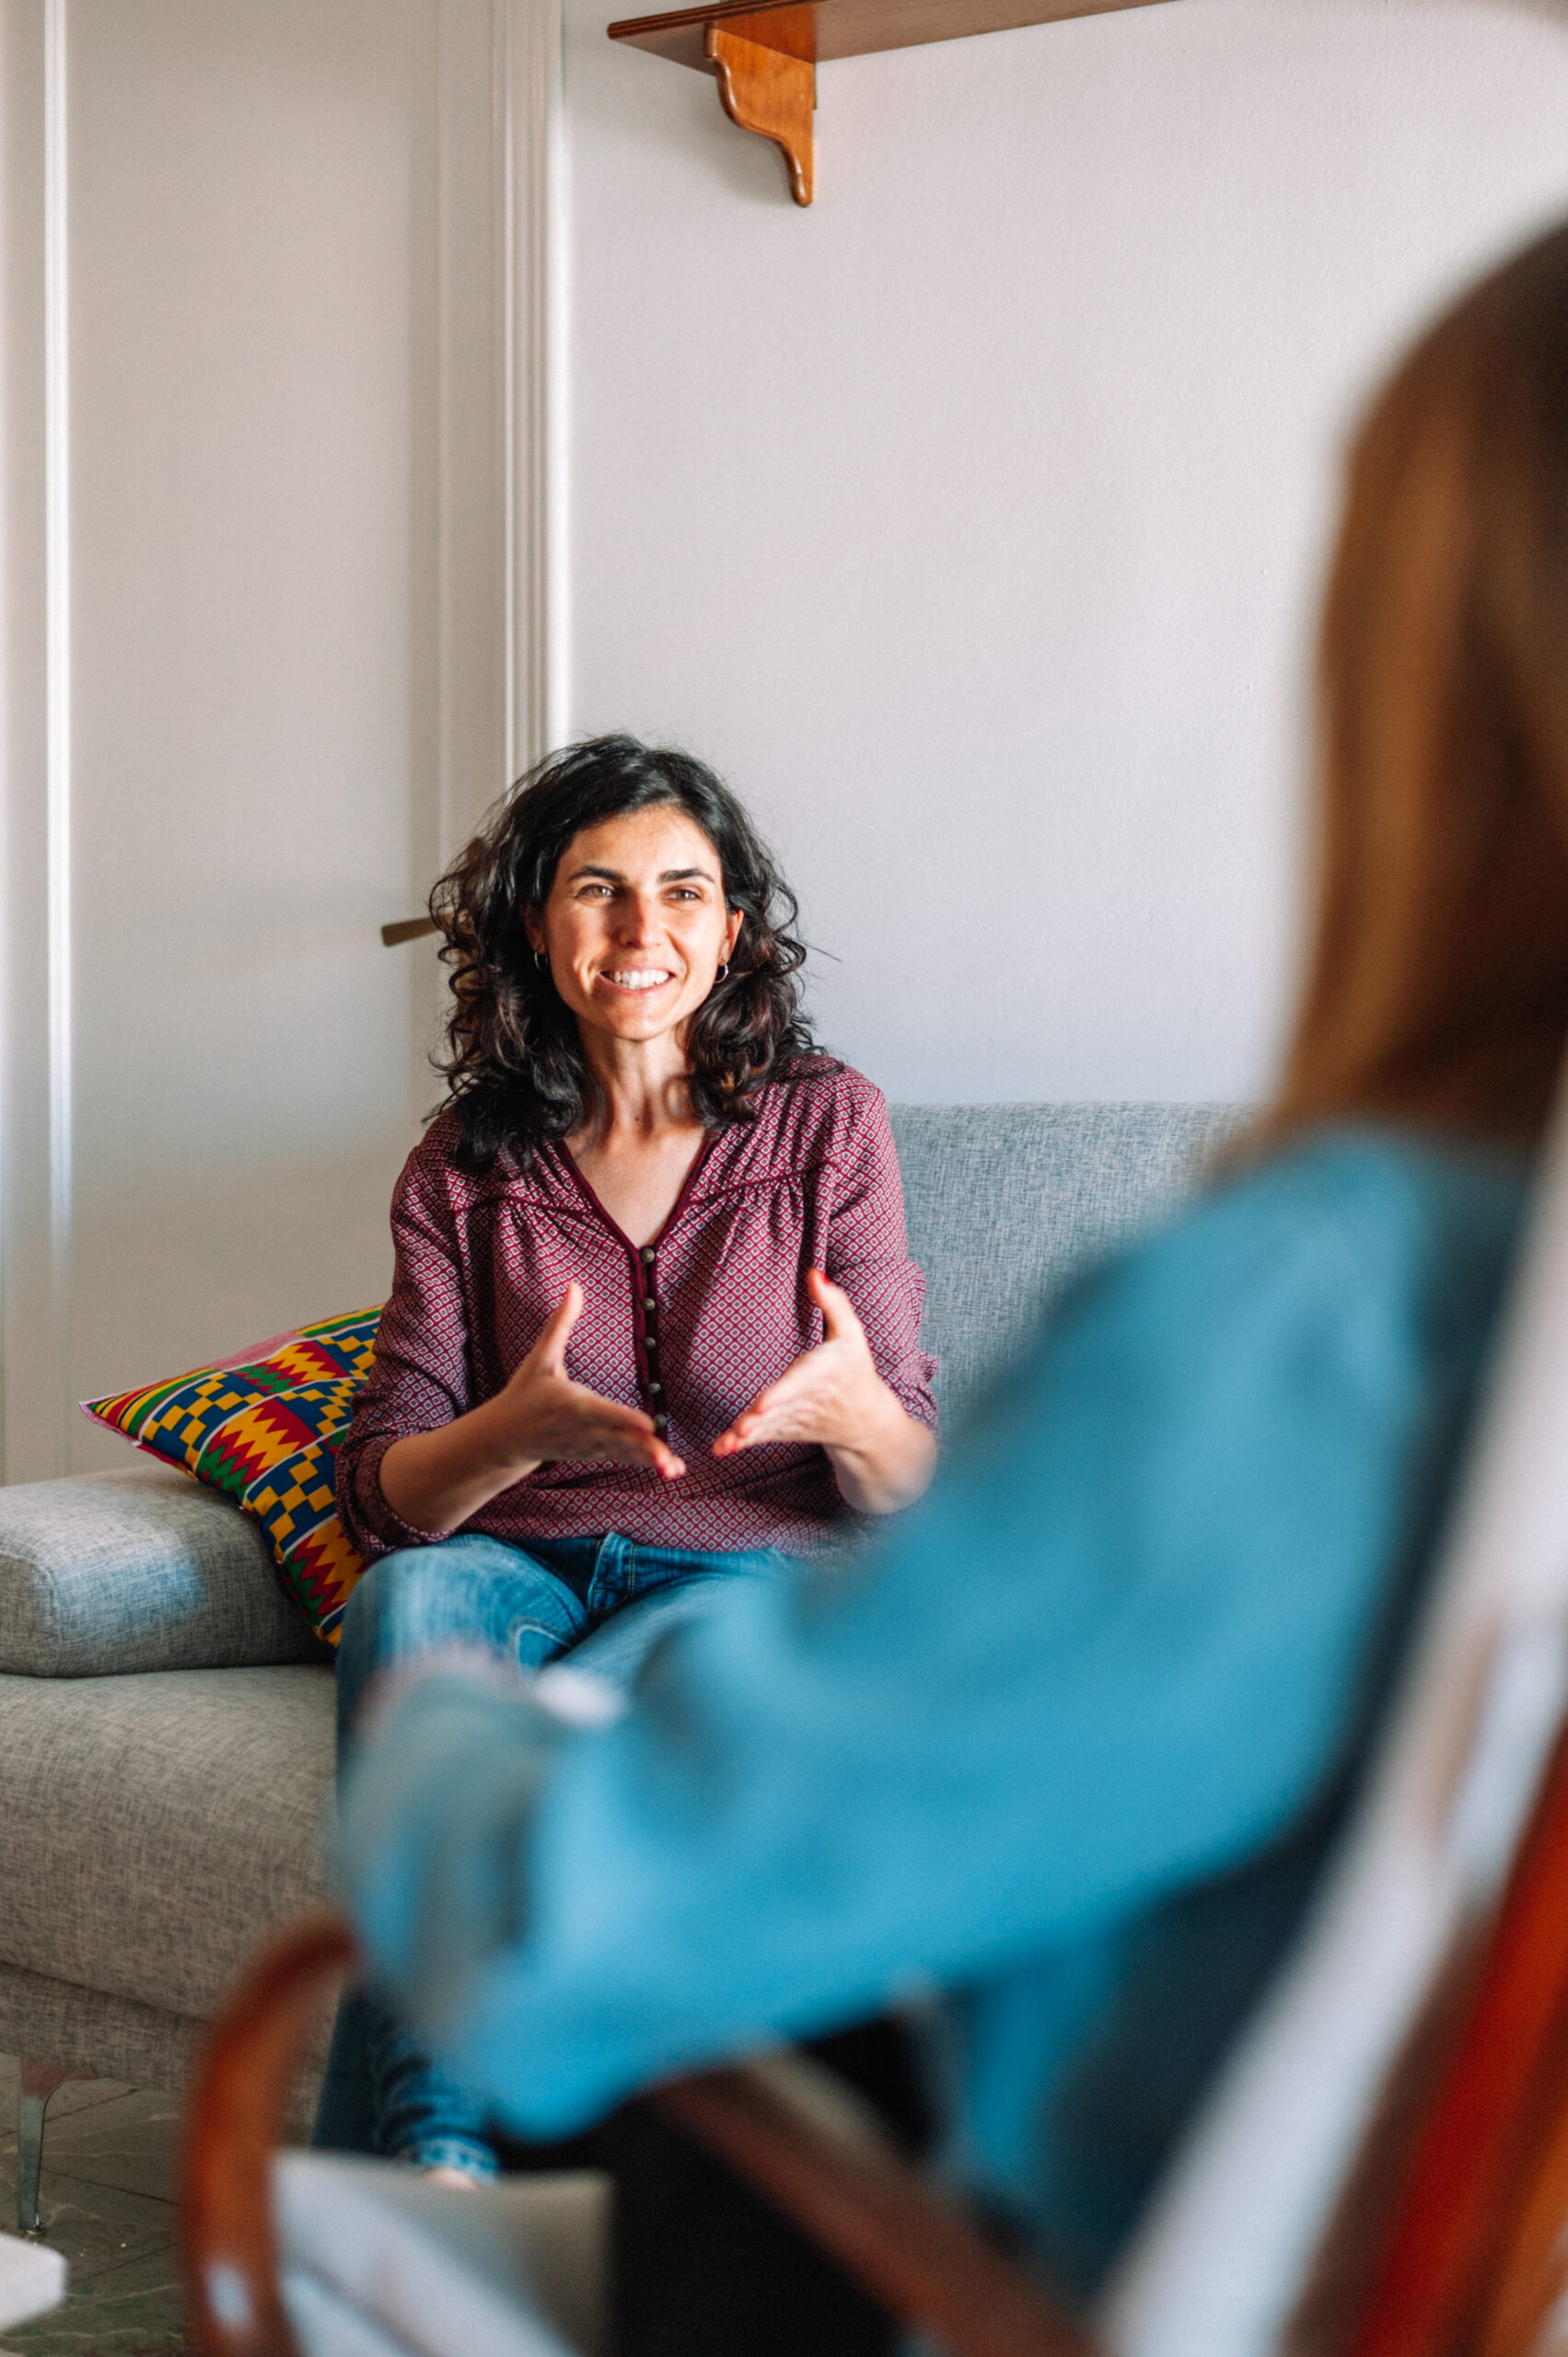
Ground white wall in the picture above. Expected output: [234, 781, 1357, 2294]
[565, 0, 1568, 1103]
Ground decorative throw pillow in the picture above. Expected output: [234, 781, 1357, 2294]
[82, 1307, 382, 1645]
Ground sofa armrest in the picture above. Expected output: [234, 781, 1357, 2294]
[0, 1465, 325, 1675]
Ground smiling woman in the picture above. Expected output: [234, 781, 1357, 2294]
[316, 732, 938, 2190]
[429, 736, 819, 1169]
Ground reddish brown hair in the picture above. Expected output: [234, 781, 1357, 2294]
[1271, 221, 1568, 1150]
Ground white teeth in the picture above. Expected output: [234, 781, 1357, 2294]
[604, 969, 673, 991]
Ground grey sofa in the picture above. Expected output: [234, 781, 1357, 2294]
[0, 1102, 1243, 2212]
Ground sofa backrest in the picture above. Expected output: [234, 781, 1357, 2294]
[889, 1102, 1249, 1425]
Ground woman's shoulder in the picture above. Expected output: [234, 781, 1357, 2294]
[954, 1121, 1535, 1505]
[719, 1059, 890, 1174]
[392, 1108, 553, 1208]
[763, 1056, 886, 1130]
[392, 1109, 472, 1190]
[1085, 1120, 1532, 1376]
[1202, 1122, 1528, 1256]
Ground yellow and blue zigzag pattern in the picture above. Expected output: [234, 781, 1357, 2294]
[83, 1307, 382, 1645]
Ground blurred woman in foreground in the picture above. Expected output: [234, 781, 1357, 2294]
[331, 222, 1568, 2330]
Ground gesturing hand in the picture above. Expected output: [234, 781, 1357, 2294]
[712, 1271, 936, 1516]
[494, 1283, 684, 1480]
[712, 1271, 894, 1457]
[377, 1283, 682, 1538]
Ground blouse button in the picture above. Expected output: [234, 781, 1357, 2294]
[653, 1413, 668, 1433]
[644, 1295, 656, 1313]
[649, 1381, 663, 1397]
[641, 1246, 656, 1264]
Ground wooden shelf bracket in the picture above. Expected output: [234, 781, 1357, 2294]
[608, 0, 1181, 206]
[706, 22, 816, 203]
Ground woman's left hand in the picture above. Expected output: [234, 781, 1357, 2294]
[713, 1270, 936, 1515]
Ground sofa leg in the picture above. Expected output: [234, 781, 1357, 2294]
[17, 2061, 97, 2236]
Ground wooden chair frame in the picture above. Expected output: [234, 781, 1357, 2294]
[179, 1717, 1568, 2357]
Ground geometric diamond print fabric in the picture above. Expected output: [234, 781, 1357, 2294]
[81, 1307, 381, 1645]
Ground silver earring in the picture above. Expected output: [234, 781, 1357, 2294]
[717, 961, 730, 980]
[534, 949, 548, 971]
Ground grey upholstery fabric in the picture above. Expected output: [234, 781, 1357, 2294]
[0, 1665, 334, 2018]
[0, 1956, 329, 2131]
[890, 1102, 1249, 1423]
[0, 1957, 204, 2095]
[0, 1463, 322, 1676]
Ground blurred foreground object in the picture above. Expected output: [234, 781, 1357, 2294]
[0, 2229, 66, 2332]
[181, 1913, 1091, 2357]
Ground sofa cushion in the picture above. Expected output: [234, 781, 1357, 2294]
[82, 1307, 382, 1648]
[0, 1665, 334, 2019]
[0, 1465, 326, 1676]
[889, 1102, 1248, 1423]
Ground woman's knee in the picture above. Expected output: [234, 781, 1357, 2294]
[342, 1536, 589, 1679]
[341, 1542, 470, 1671]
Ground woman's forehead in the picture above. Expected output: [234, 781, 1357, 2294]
[556, 804, 720, 880]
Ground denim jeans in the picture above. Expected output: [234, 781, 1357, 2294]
[313, 1531, 791, 2177]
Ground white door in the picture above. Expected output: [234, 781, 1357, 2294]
[1, 0, 550, 1480]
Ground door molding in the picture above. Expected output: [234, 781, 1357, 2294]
[0, 0, 77, 1480]
[504, 0, 570, 784]
[42, 0, 72, 1475]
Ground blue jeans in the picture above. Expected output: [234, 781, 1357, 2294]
[313, 1531, 790, 2176]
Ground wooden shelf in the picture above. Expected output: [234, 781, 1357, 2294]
[608, 0, 1176, 203]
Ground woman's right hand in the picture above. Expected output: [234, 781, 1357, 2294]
[487, 1284, 684, 1480]
[377, 1283, 682, 1537]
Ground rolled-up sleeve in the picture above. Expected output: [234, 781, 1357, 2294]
[336, 1152, 476, 1559]
[826, 1087, 939, 1431]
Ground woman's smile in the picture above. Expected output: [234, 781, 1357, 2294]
[599, 965, 678, 993]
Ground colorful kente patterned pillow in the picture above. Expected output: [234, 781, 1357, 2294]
[82, 1307, 382, 1646]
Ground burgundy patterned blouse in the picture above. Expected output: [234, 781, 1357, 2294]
[337, 1063, 938, 1562]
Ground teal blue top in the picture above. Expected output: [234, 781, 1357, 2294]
[336, 1128, 1529, 2291]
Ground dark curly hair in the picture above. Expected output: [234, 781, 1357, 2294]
[429, 734, 825, 1172]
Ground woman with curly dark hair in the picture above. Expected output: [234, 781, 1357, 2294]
[321, 732, 937, 2184]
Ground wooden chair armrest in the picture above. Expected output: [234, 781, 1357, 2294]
[1347, 1720, 1568, 2357]
[182, 1910, 357, 2356]
[180, 1912, 1092, 2357]
[659, 2053, 1093, 2357]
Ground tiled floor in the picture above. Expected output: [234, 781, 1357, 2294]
[0, 2055, 187, 2356]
